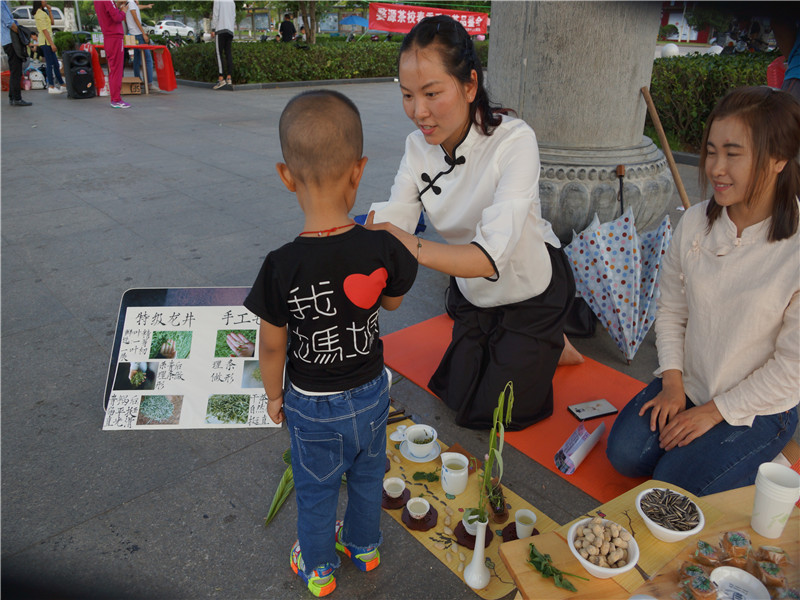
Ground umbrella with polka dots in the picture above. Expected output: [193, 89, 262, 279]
[564, 208, 672, 363]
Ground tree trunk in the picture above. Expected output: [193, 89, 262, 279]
[298, 1, 317, 45]
[63, 1, 78, 31]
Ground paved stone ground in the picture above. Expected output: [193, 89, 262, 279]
[1, 78, 700, 599]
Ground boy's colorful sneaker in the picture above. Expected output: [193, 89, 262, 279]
[290, 541, 336, 597]
[334, 520, 380, 572]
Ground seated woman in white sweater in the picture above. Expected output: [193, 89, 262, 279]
[607, 86, 800, 496]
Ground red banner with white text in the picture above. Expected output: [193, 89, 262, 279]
[368, 2, 488, 35]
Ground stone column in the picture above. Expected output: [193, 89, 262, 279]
[487, 1, 673, 241]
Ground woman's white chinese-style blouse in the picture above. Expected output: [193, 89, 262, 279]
[370, 115, 560, 308]
[655, 200, 800, 427]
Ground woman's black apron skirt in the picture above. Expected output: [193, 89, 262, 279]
[429, 244, 575, 431]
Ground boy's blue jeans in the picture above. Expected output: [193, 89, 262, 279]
[606, 378, 798, 496]
[133, 33, 154, 85]
[284, 370, 389, 577]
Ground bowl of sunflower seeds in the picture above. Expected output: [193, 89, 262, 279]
[636, 487, 705, 543]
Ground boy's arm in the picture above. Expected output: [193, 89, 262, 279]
[257, 319, 288, 424]
[380, 295, 404, 311]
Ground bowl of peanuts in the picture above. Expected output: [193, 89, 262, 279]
[567, 516, 640, 579]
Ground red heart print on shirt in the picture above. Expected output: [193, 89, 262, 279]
[343, 268, 388, 309]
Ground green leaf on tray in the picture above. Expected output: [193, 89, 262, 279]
[412, 470, 439, 482]
[527, 543, 588, 593]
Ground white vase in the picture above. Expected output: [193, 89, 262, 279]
[463, 518, 491, 590]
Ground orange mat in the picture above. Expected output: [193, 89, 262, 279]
[382, 314, 649, 503]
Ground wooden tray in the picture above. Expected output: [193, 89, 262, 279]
[499, 531, 623, 599]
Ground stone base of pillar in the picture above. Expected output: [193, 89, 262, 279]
[538, 137, 675, 242]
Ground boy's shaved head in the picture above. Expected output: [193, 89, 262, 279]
[279, 90, 363, 185]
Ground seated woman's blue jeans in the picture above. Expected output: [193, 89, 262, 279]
[606, 378, 797, 496]
[42, 45, 64, 87]
[284, 370, 389, 577]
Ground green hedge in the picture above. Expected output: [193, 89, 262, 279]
[172, 39, 489, 85]
[53, 31, 76, 54]
[172, 41, 402, 84]
[648, 52, 776, 152]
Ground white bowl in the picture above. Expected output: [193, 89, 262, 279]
[404, 424, 438, 459]
[406, 497, 430, 520]
[710, 566, 769, 600]
[635, 487, 705, 543]
[567, 518, 640, 579]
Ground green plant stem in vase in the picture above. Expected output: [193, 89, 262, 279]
[465, 382, 515, 530]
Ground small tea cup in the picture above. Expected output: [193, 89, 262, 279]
[383, 477, 405, 499]
[515, 509, 537, 538]
[407, 497, 430, 520]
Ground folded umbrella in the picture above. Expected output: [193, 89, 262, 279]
[564, 208, 672, 363]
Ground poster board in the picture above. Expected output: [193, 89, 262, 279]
[103, 287, 278, 431]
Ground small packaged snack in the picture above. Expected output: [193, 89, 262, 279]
[754, 560, 787, 588]
[682, 573, 716, 600]
[694, 540, 724, 566]
[721, 531, 751, 558]
[755, 546, 791, 566]
[677, 560, 708, 582]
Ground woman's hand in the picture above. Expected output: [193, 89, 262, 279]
[639, 370, 685, 433]
[658, 401, 724, 451]
[364, 211, 418, 256]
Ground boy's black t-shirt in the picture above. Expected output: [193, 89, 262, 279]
[244, 226, 418, 392]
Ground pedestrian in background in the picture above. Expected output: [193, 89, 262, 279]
[33, 1, 64, 94]
[29, 31, 43, 60]
[94, 0, 129, 108]
[211, 0, 235, 90]
[279, 13, 295, 42]
[125, 0, 157, 91]
[2, 0, 32, 106]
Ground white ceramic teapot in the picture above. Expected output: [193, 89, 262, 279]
[440, 452, 469, 496]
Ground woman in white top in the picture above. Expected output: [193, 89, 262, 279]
[367, 16, 575, 430]
[607, 87, 800, 496]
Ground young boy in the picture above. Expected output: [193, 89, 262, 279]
[244, 90, 418, 597]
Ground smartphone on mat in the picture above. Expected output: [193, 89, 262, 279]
[568, 399, 618, 421]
